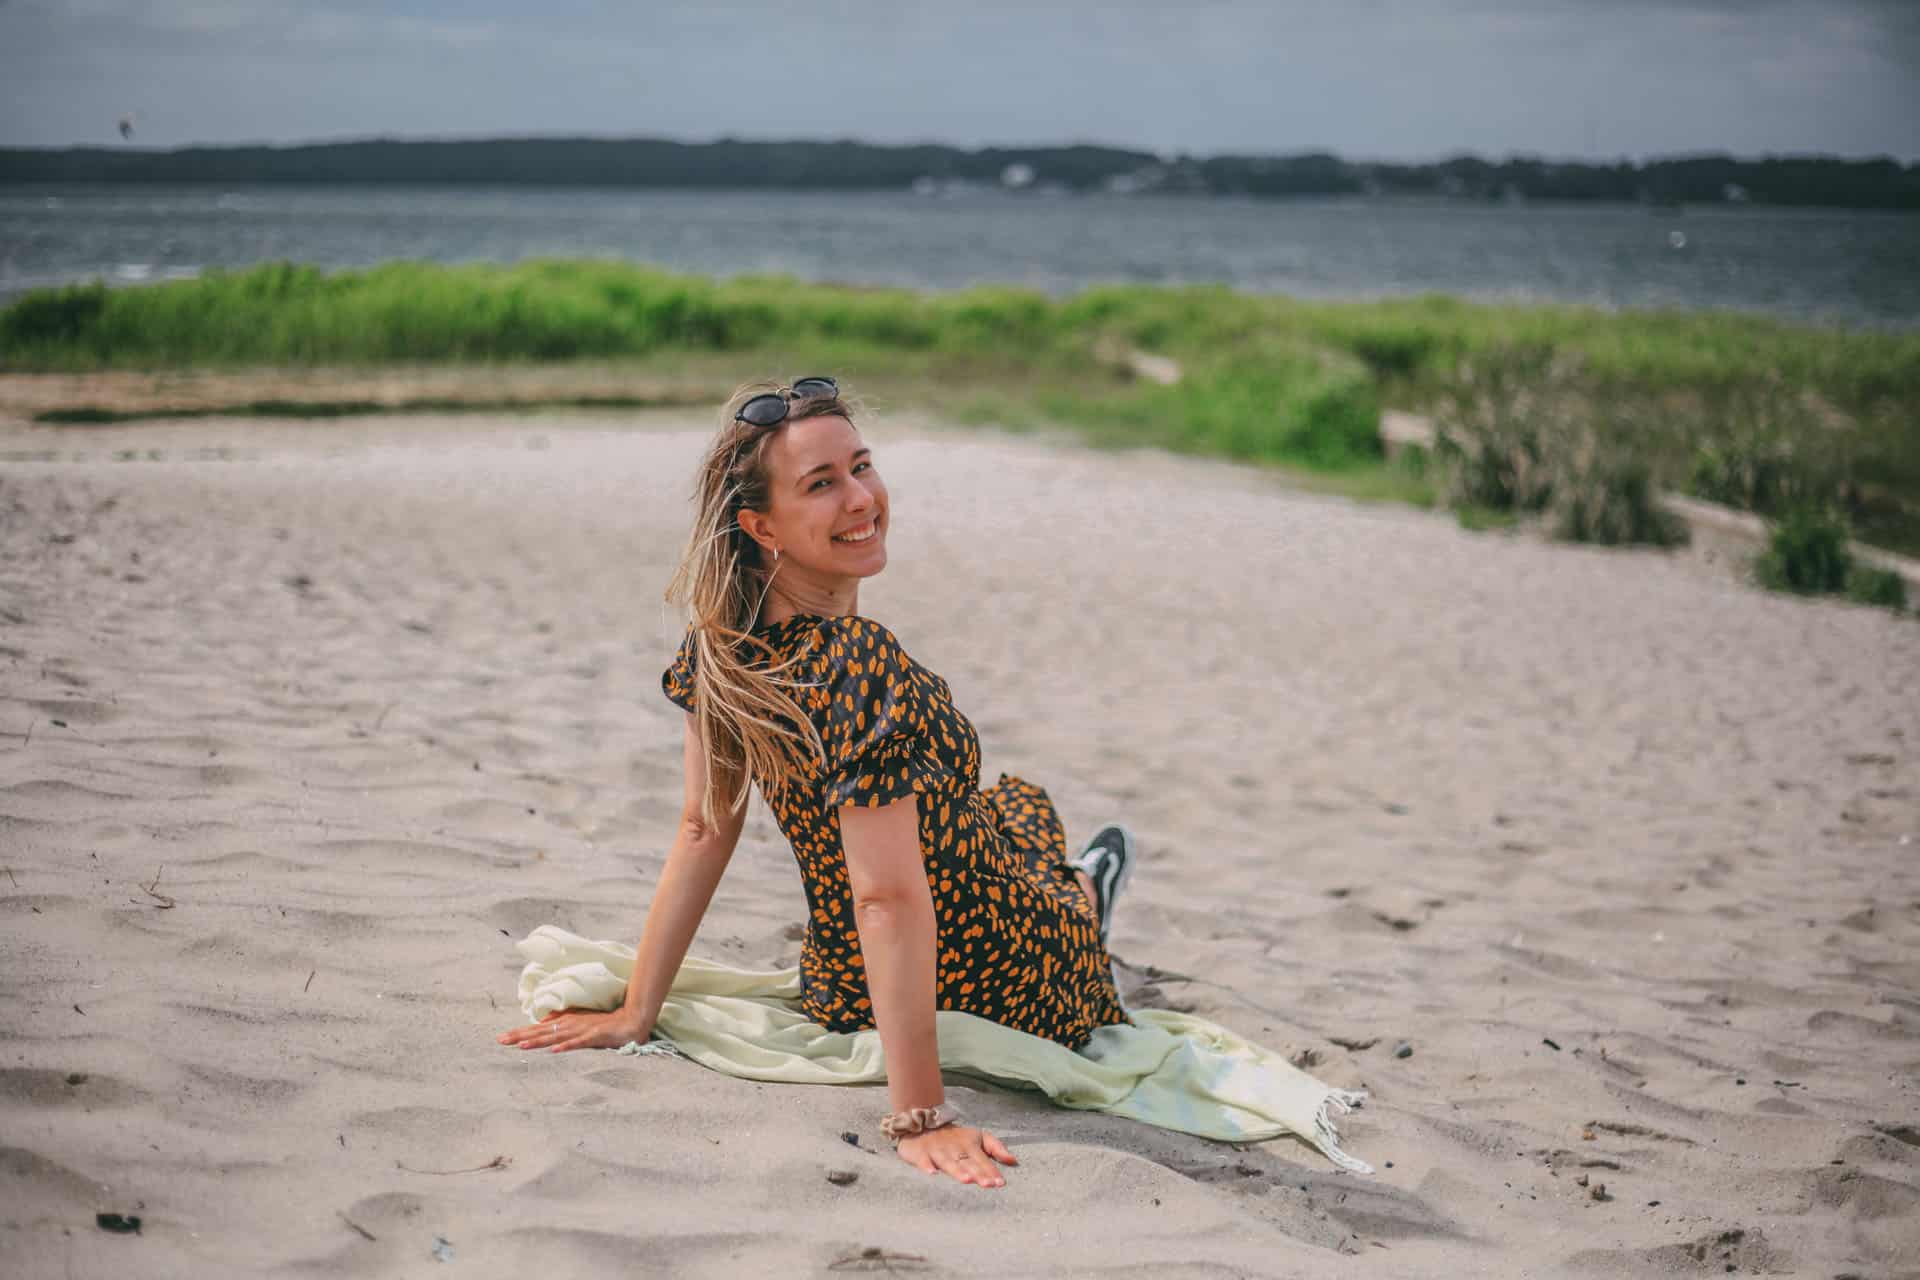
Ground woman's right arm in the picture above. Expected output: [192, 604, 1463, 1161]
[618, 713, 750, 1028]
[498, 714, 744, 1053]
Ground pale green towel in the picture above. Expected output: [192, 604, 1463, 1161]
[513, 924, 1371, 1174]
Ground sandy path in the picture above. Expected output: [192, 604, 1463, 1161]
[2, 409, 1916, 1278]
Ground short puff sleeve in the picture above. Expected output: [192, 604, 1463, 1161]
[817, 619, 948, 809]
[661, 627, 698, 714]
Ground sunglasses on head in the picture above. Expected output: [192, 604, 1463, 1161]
[734, 376, 839, 428]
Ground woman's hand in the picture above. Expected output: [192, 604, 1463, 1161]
[894, 1125, 1018, 1188]
[496, 1006, 653, 1054]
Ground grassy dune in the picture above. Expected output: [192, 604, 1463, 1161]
[4, 259, 1916, 557]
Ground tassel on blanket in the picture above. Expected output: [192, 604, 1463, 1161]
[1314, 1089, 1374, 1176]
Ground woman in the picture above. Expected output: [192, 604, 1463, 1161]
[497, 377, 1139, 1190]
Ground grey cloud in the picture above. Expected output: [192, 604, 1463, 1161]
[1, 0, 1913, 159]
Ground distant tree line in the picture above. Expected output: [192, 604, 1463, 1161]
[1, 136, 1914, 210]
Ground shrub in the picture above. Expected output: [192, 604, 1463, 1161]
[0, 281, 109, 358]
[1431, 342, 1571, 516]
[1844, 565, 1908, 610]
[1549, 449, 1690, 547]
[1687, 437, 1807, 515]
[1432, 344, 1694, 547]
[1754, 507, 1853, 594]
[1391, 442, 1430, 480]
[1683, 379, 1849, 517]
[1454, 505, 1520, 533]
[1168, 347, 1381, 469]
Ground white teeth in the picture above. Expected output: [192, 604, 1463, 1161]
[833, 522, 876, 543]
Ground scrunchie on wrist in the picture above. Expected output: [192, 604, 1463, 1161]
[879, 1101, 964, 1147]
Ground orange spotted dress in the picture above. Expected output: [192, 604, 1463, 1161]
[662, 612, 1132, 1050]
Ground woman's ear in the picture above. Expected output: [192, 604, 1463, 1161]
[736, 507, 778, 556]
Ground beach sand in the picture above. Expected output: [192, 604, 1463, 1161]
[2, 406, 1916, 1278]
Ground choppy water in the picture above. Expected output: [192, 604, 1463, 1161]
[2, 184, 1916, 329]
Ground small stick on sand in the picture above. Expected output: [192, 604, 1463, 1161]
[137, 866, 176, 909]
[336, 1211, 377, 1241]
[394, 1154, 513, 1175]
[303, 969, 315, 993]
[827, 1246, 931, 1273]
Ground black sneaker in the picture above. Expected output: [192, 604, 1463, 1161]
[1069, 823, 1136, 944]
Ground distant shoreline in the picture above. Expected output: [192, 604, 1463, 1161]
[4, 135, 1915, 211]
[10, 183, 1918, 216]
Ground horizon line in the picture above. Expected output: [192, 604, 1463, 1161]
[4, 130, 1914, 170]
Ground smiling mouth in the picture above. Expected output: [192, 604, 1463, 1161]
[832, 520, 879, 544]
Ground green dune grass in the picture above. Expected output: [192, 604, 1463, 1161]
[4, 259, 1915, 556]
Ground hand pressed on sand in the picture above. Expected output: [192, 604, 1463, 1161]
[500, 1012, 1015, 1188]
[496, 1007, 653, 1053]
[895, 1124, 1018, 1189]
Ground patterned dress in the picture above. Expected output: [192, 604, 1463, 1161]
[662, 612, 1132, 1050]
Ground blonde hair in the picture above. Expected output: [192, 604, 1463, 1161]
[663, 379, 863, 827]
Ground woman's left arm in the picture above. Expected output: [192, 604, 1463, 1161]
[839, 796, 1018, 1189]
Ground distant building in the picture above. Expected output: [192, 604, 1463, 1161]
[999, 163, 1035, 189]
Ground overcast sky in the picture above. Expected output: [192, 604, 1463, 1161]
[2, 0, 1915, 162]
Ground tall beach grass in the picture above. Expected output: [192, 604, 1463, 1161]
[4, 259, 1916, 553]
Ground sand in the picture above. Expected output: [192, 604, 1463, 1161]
[2, 405, 1916, 1278]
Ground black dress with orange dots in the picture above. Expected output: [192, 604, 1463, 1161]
[662, 613, 1132, 1050]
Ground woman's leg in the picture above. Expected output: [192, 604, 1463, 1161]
[1074, 869, 1098, 917]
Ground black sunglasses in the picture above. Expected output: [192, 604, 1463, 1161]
[734, 376, 838, 428]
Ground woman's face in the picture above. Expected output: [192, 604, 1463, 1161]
[743, 412, 889, 583]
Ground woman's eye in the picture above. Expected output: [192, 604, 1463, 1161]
[812, 462, 870, 492]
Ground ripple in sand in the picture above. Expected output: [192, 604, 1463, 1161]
[165, 999, 363, 1030]
[180, 1061, 307, 1106]
[511, 1150, 690, 1200]
[483, 896, 610, 935]
[343, 1104, 484, 1143]
[1807, 1009, 1920, 1041]
[340, 1189, 429, 1227]
[107, 759, 265, 789]
[0, 893, 82, 915]
[435, 796, 550, 825]
[0, 1144, 111, 1215]
[179, 848, 319, 874]
[0, 1067, 153, 1109]
[302, 837, 525, 873]
[107, 732, 233, 755]
[0, 814, 50, 843]
[1565, 1225, 1790, 1275]
[242, 904, 385, 940]
[0, 778, 140, 818]
[492, 1226, 769, 1277]
[15, 697, 121, 725]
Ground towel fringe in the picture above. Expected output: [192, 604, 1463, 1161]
[1313, 1088, 1374, 1175]
[615, 1038, 684, 1060]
